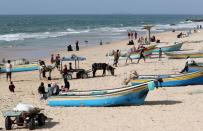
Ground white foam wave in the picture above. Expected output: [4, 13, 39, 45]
[1, 21, 203, 42]
[0, 29, 90, 42]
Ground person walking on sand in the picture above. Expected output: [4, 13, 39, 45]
[55, 54, 60, 70]
[9, 81, 15, 93]
[113, 50, 120, 67]
[137, 47, 145, 63]
[50, 54, 55, 64]
[6, 60, 12, 82]
[126, 48, 133, 64]
[76, 40, 79, 51]
[159, 48, 162, 61]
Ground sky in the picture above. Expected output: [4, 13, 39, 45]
[0, 0, 202, 15]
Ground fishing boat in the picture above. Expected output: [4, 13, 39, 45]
[48, 82, 155, 107]
[107, 45, 156, 60]
[188, 63, 203, 72]
[165, 51, 203, 59]
[153, 42, 183, 52]
[131, 71, 203, 87]
[0, 64, 39, 73]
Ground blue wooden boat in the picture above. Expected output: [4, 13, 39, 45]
[0, 64, 39, 73]
[131, 71, 203, 87]
[188, 63, 203, 72]
[48, 82, 155, 107]
[165, 51, 203, 59]
[153, 42, 183, 52]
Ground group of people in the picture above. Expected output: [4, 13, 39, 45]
[112, 45, 147, 66]
[50, 54, 61, 69]
[128, 31, 138, 40]
[67, 40, 80, 52]
[38, 77, 70, 100]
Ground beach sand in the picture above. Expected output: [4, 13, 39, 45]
[0, 30, 203, 131]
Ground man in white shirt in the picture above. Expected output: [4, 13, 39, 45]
[6, 60, 12, 82]
[180, 56, 195, 73]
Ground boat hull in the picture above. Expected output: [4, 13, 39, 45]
[0, 64, 39, 73]
[48, 84, 150, 107]
[165, 52, 203, 59]
[131, 71, 203, 87]
[153, 43, 183, 52]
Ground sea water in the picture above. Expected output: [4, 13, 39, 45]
[0, 14, 203, 60]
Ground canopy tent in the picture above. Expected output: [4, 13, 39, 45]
[60, 55, 86, 69]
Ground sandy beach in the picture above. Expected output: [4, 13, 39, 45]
[1, 30, 203, 131]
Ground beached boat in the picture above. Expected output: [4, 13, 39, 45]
[153, 42, 183, 52]
[48, 82, 155, 107]
[107, 45, 156, 60]
[0, 64, 39, 73]
[131, 71, 203, 87]
[188, 63, 203, 72]
[165, 51, 203, 59]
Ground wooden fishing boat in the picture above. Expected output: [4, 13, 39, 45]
[165, 51, 203, 59]
[107, 45, 156, 60]
[153, 42, 183, 52]
[188, 63, 203, 72]
[48, 82, 155, 107]
[0, 64, 39, 73]
[131, 71, 203, 87]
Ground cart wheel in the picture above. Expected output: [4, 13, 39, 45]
[82, 73, 88, 79]
[5, 116, 12, 130]
[66, 74, 72, 80]
[28, 118, 35, 130]
[38, 114, 46, 126]
[16, 116, 24, 126]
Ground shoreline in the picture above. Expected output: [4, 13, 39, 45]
[1, 29, 203, 130]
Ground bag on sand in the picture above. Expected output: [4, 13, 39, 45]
[13, 103, 35, 112]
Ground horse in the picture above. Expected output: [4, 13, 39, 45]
[92, 63, 115, 77]
[39, 64, 56, 79]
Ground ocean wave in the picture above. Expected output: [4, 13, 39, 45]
[0, 29, 90, 42]
[1, 21, 203, 42]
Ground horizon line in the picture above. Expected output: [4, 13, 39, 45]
[0, 13, 203, 16]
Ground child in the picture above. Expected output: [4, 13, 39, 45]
[9, 81, 15, 92]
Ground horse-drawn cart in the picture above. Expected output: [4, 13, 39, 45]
[60, 55, 91, 80]
[2, 108, 47, 130]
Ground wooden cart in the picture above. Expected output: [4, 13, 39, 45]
[2, 108, 47, 130]
[60, 55, 91, 80]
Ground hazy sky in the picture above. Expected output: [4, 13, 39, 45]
[0, 0, 202, 15]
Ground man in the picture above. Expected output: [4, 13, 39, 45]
[39, 60, 46, 78]
[6, 60, 12, 82]
[180, 56, 195, 73]
[126, 48, 133, 64]
[159, 48, 162, 61]
[113, 50, 120, 67]
[137, 47, 146, 63]
[55, 54, 60, 70]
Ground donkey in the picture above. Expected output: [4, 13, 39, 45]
[92, 63, 115, 77]
[39, 64, 56, 79]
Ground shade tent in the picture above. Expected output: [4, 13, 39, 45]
[60, 55, 86, 69]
